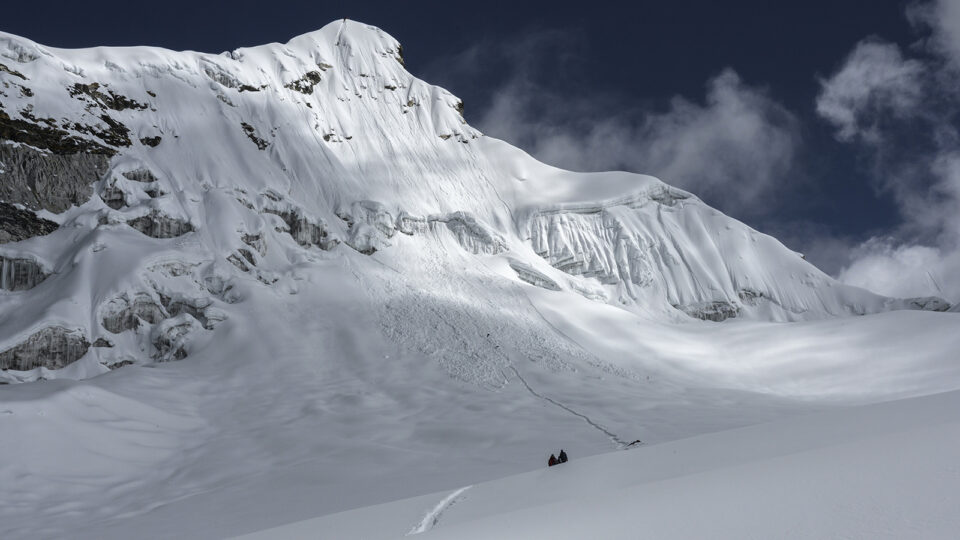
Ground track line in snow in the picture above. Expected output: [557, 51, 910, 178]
[406, 485, 472, 535]
[521, 292, 594, 361]
[509, 366, 628, 448]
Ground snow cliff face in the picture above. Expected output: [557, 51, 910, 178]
[0, 20, 945, 381]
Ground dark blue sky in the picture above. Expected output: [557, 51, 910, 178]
[2, 1, 921, 272]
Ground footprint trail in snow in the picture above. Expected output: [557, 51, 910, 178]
[406, 485, 472, 535]
[509, 366, 629, 448]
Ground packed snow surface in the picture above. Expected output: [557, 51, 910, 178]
[0, 19, 958, 539]
[238, 388, 960, 539]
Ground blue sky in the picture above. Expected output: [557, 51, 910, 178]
[5, 0, 959, 300]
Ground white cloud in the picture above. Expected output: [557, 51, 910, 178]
[815, 40, 925, 142]
[477, 66, 800, 218]
[838, 238, 960, 300]
[816, 1, 960, 302]
[910, 0, 960, 67]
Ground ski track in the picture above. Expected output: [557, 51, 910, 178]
[508, 366, 628, 448]
[406, 485, 472, 536]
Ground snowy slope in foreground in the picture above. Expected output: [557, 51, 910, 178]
[238, 388, 960, 540]
[8, 302, 957, 540]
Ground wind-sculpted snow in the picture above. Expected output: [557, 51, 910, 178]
[1, 19, 959, 540]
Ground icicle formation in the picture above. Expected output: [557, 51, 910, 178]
[0, 256, 48, 291]
[0, 326, 90, 370]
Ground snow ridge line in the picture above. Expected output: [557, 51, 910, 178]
[508, 366, 628, 448]
[406, 485, 472, 535]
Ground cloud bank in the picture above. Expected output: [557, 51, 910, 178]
[815, 41, 925, 143]
[478, 68, 800, 218]
[426, 31, 802, 220]
[818, 0, 960, 301]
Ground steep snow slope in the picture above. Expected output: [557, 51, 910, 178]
[238, 388, 960, 540]
[1, 19, 959, 540]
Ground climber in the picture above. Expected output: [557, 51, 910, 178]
[548, 454, 558, 467]
[558, 449, 568, 463]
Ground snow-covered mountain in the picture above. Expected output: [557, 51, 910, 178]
[0, 19, 946, 381]
[1, 20, 959, 539]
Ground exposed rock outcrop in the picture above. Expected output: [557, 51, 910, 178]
[435, 212, 506, 255]
[121, 168, 158, 183]
[201, 60, 242, 88]
[241, 233, 266, 256]
[143, 184, 165, 199]
[100, 184, 126, 209]
[0, 109, 117, 155]
[202, 274, 241, 304]
[675, 301, 741, 322]
[148, 260, 198, 278]
[100, 290, 221, 362]
[162, 295, 220, 330]
[227, 252, 253, 272]
[67, 82, 148, 112]
[104, 290, 221, 332]
[0, 201, 58, 243]
[152, 316, 198, 361]
[0, 326, 90, 370]
[0, 143, 109, 212]
[101, 292, 167, 333]
[127, 211, 194, 238]
[901, 296, 952, 312]
[264, 207, 337, 249]
[241, 122, 269, 150]
[284, 70, 324, 94]
[0, 62, 27, 80]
